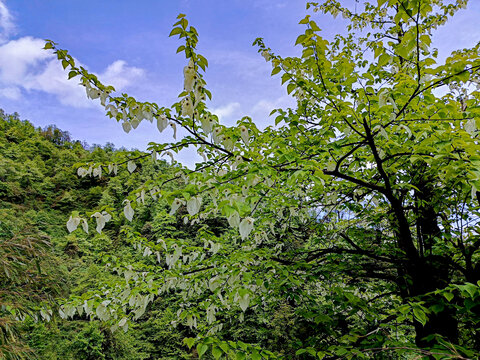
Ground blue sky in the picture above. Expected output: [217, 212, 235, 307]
[0, 0, 479, 155]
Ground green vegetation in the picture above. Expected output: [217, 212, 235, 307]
[0, 112, 193, 359]
[3, 0, 480, 359]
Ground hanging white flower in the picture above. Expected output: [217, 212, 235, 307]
[91, 211, 111, 234]
[66, 215, 81, 233]
[239, 217, 255, 239]
[122, 122, 132, 133]
[169, 122, 177, 139]
[149, 186, 160, 200]
[85, 83, 101, 100]
[157, 114, 169, 133]
[143, 109, 153, 122]
[131, 117, 140, 129]
[186, 196, 202, 216]
[206, 304, 217, 324]
[261, 50, 271, 61]
[164, 151, 175, 164]
[81, 218, 89, 234]
[239, 292, 250, 312]
[106, 104, 118, 117]
[127, 161, 137, 173]
[77, 167, 88, 177]
[123, 200, 134, 221]
[239, 125, 249, 145]
[91, 212, 106, 234]
[194, 82, 202, 98]
[198, 150, 207, 162]
[169, 198, 185, 215]
[92, 166, 102, 178]
[223, 136, 234, 151]
[181, 97, 194, 118]
[200, 115, 216, 135]
[212, 127, 222, 144]
[183, 59, 195, 92]
[99, 91, 109, 106]
[227, 211, 240, 228]
[465, 118, 477, 135]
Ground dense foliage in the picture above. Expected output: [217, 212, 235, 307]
[3, 0, 480, 359]
[0, 113, 200, 359]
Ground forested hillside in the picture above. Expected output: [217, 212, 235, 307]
[0, 110, 196, 359]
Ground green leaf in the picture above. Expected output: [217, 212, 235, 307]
[271, 67, 281, 76]
[287, 83, 296, 95]
[295, 34, 306, 46]
[183, 337, 195, 349]
[236, 351, 246, 360]
[299, 15, 310, 24]
[197, 343, 208, 358]
[413, 308, 427, 326]
[212, 346, 222, 359]
[444, 292, 454, 302]
[169, 27, 182, 37]
[252, 350, 261, 360]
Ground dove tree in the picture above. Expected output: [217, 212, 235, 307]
[48, 0, 480, 358]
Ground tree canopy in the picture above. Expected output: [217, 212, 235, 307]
[34, 0, 480, 358]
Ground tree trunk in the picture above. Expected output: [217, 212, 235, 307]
[407, 255, 458, 347]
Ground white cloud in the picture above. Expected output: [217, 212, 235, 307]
[0, 0, 15, 44]
[248, 95, 295, 128]
[0, 86, 20, 99]
[0, 1, 146, 106]
[100, 60, 145, 91]
[0, 36, 145, 107]
[211, 102, 241, 123]
[209, 50, 270, 81]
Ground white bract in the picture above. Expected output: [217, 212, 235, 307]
[170, 198, 185, 215]
[127, 161, 137, 173]
[239, 293, 250, 312]
[123, 200, 134, 221]
[66, 216, 81, 233]
[91, 211, 112, 234]
[183, 58, 195, 92]
[92, 166, 102, 178]
[169, 122, 177, 139]
[261, 50, 270, 61]
[186, 196, 202, 216]
[164, 151, 175, 164]
[200, 115, 215, 135]
[239, 125, 249, 144]
[227, 211, 240, 228]
[239, 217, 254, 239]
[465, 118, 477, 135]
[81, 218, 89, 234]
[157, 114, 168, 133]
[122, 122, 132, 134]
[181, 97, 194, 118]
[77, 167, 88, 177]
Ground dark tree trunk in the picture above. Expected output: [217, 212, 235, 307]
[409, 255, 458, 347]
[399, 173, 460, 347]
